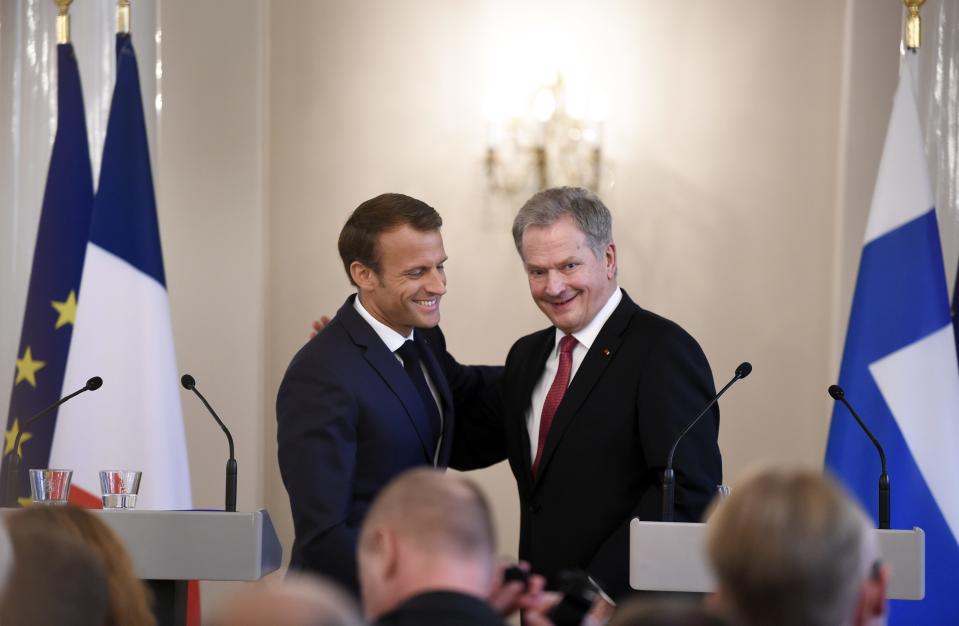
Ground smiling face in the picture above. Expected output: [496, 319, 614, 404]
[520, 213, 617, 335]
[352, 224, 447, 336]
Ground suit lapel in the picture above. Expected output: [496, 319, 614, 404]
[532, 294, 637, 489]
[416, 332, 453, 463]
[339, 296, 435, 461]
[513, 330, 556, 493]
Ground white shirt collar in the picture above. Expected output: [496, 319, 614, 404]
[553, 286, 622, 352]
[353, 294, 414, 352]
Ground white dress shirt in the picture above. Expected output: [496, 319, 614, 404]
[354, 295, 443, 463]
[526, 287, 623, 460]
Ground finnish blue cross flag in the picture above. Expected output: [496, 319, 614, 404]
[825, 59, 959, 622]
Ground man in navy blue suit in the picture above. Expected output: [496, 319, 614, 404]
[276, 194, 498, 594]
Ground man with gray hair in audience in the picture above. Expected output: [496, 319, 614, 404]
[358, 467, 546, 626]
[706, 467, 888, 626]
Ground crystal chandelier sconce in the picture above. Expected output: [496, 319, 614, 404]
[486, 75, 604, 195]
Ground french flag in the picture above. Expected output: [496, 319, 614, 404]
[52, 33, 191, 511]
[825, 57, 959, 622]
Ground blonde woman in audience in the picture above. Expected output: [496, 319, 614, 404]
[7, 505, 156, 626]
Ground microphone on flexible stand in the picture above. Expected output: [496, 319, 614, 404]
[181, 374, 237, 512]
[828, 384, 889, 529]
[4, 376, 103, 507]
[662, 362, 751, 522]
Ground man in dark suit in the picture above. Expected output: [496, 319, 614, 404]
[454, 187, 723, 600]
[277, 194, 497, 594]
[358, 468, 510, 626]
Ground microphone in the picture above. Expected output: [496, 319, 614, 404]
[662, 362, 751, 522]
[828, 384, 889, 529]
[181, 374, 237, 512]
[4, 376, 103, 507]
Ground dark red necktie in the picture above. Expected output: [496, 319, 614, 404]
[532, 335, 577, 476]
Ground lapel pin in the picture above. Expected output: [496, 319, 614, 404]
[602, 347, 610, 356]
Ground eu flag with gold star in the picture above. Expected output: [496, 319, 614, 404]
[2, 42, 94, 506]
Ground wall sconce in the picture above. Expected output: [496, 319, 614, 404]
[485, 74, 604, 195]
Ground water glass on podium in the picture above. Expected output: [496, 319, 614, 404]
[99, 470, 141, 509]
[29, 469, 73, 505]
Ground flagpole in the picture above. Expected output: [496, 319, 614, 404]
[117, 0, 130, 35]
[55, 0, 72, 44]
[902, 0, 925, 51]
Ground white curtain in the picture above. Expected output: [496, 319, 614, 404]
[914, 0, 959, 286]
[0, 0, 158, 421]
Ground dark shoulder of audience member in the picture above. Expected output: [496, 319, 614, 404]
[607, 599, 736, 626]
[1, 521, 109, 626]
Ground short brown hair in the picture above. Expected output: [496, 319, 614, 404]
[706, 468, 873, 626]
[3, 517, 109, 626]
[337, 194, 442, 286]
[7, 505, 156, 626]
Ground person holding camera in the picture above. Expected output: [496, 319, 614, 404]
[357, 468, 551, 625]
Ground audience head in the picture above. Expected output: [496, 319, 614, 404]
[607, 598, 735, 626]
[706, 467, 887, 626]
[212, 575, 364, 626]
[336, 193, 446, 335]
[512, 187, 618, 335]
[2, 512, 109, 626]
[6, 505, 155, 626]
[357, 468, 497, 619]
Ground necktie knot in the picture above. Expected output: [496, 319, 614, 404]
[559, 335, 577, 355]
[397, 339, 419, 363]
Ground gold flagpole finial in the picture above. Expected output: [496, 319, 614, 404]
[54, 0, 72, 44]
[903, 0, 926, 51]
[117, 0, 131, 35]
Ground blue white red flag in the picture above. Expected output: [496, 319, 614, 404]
[52, 34, 191, 510]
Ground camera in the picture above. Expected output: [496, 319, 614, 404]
[502, 563, 531, 588]
[547, 569, 615, 626]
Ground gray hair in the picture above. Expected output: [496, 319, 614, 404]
[706, 468, 875, 626]
[512, 187, 613, 260]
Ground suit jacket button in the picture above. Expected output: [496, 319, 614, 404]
[529, 503, 541, 514]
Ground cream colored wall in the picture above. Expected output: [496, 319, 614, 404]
[157, 0, 269, 613]
[148, 0, 904, 619]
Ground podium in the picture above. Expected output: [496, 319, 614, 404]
[629, 520, 924, 600]
[93, 509, 283, 626]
